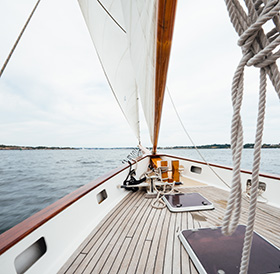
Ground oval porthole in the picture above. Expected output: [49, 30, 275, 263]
[15, 237, 47, 274]
[190, 166, 202, 174]
[97, 189, 108, 204]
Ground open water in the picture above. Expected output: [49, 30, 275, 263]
[0, 148, 279, 234]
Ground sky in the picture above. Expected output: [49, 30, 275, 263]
[0, 0, 279, 148]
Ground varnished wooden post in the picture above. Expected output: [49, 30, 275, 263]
[172, 160, 179, 182]
[160, 160, 169, 182]
[152, 0, 178, 154]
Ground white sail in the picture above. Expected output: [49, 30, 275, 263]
[78, 0, 140, 141]
[120, 0, 158, 144]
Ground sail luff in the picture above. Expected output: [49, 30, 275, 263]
[152, 0, 178, 154]
[120, 0, 158, 146]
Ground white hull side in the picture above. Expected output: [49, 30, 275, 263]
[161, 155, 280, 208]
[0, 157, 149, 274]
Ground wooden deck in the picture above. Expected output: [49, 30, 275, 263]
[59, 186, 280, 274]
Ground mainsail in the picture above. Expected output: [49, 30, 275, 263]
[120, 0, 158, 146]
[78, 0, 141, 142]
[78, 0, 177, 152]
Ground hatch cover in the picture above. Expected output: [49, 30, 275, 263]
[179, 225, 280, 274]
[162, 192, 214, 212]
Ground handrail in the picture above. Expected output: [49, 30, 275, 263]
[0, 155, 149, 255]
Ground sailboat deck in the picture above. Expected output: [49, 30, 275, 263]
[59, 186, 280, 274]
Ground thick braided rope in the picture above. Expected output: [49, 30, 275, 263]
[240, 68, 267, 274]
[222, 54, 249, 235]
[223, 0, 280, 273]
[227, 0, 280, 97]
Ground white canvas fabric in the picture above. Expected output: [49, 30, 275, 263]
[121, 0, 158, 144]
[78, 0, 141, 142]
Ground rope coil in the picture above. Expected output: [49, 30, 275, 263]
[223, 0, 280, 273]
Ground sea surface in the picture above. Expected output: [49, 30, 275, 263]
[0, 148, 279, 234]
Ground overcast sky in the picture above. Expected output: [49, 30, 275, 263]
[0, 0, 279, 148]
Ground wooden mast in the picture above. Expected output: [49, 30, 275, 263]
[153, 0, 177, 154]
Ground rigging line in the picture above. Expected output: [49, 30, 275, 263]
[97, 0, 126, 33]
[222, 1, 280, 272]
[166, 86, 280, 221]
[166, 86, 231, 189]
[0, 0, 41, 78]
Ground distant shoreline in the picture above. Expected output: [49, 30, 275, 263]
[0, 143, 279, 150]
[159, 143, 280, 149]
[0, 145, 76, 150]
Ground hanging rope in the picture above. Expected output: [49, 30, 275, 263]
[0, 0, 41, 78]
[222, 1, 280, 273]
[167, 87, 232, 189]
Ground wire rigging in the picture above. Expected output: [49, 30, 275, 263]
[0, 0, 42, 78]
[166, 86, 231, 189]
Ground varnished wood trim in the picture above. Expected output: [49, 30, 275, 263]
[0, 155, 149, 255]
[153, 0, 178, 154]
[156, 153, 280, 180]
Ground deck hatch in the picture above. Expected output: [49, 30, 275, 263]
[179, 225, 280, 274]
[162, 192, 214, 212]
[14, 237, 47, 274]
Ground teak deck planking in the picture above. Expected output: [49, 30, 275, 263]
[59, 186, 280, 274]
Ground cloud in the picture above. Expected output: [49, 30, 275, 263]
[161, 0, 280, 147]
[0, 0, 279, 148]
